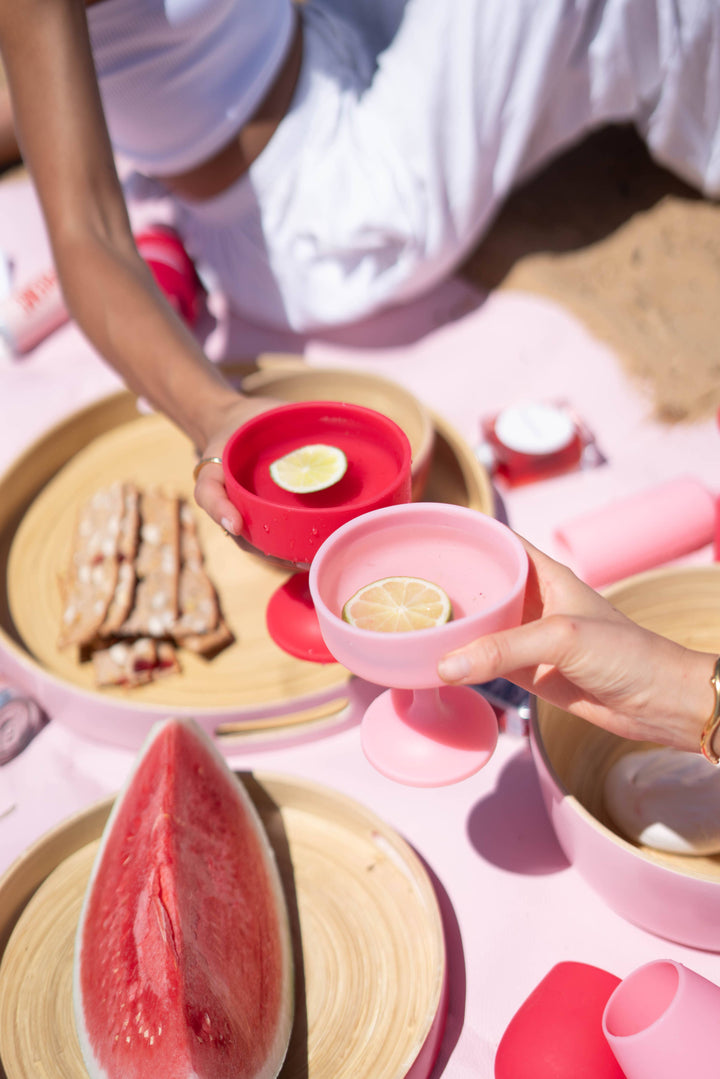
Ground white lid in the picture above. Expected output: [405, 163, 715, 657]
[474, 440, 497, 471]
[494, 402, 575, 456]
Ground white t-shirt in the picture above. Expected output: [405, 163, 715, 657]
[87, 0, 295, 176]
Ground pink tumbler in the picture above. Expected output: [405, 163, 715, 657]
[554, 476, 716, 587]
[603, 960, 720, 1079]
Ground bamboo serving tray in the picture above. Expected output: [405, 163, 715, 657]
[0, 774, 447, 1079]
[0, 388, 492, 747]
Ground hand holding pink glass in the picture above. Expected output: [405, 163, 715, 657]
[309, 502, 528, 786]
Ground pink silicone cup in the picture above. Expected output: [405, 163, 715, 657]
[602, 960, 720, 1079]
[222, 400, 412, 566]
[309, 503, 528, 687]
[308, 503, 528, 785]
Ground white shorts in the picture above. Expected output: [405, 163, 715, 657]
[168, 0, 720, 331]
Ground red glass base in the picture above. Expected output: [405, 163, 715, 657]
[266, 572, 336, 664]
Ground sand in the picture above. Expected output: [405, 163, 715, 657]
[462, 125, 720, 425]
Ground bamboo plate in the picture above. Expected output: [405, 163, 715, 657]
[0, 388, 492, 749]
[0, 774, 447, 1079]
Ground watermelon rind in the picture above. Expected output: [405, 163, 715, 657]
[73, 717, 294, 1079]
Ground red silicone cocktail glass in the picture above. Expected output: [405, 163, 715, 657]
[223, 401, 412, 662]
[308, 503, 528, 785]
[495, 962, 625, 1079]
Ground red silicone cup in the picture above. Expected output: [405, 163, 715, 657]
[222, 401, 412, 566]
[135, 226, 204, 327]
[495, 962, 625, 1079]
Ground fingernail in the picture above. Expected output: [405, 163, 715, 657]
[437, 654, 471, 682]
[221, 516, 239, 536]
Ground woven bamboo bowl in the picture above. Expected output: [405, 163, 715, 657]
[530, 564, 720, 951]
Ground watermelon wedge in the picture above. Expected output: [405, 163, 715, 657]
[73, 718, 294, 1079]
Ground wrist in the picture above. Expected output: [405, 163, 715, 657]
[147, 358, 240, 452]
[700, 655, 720, 764]
[675, 650, 720, 756]
[188, 379, 244, 451]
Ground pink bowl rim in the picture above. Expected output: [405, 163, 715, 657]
[222, 400, 413, 522]
[309, 501, 529, 641]
[529, 703, 720, 885]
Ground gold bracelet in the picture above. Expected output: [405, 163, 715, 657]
[700, 657, 720, 766]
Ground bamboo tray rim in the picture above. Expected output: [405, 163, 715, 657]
[0, 389, 492, 722]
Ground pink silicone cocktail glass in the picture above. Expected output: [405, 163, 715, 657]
[308, 503, 528, 785]
[223, 401, 412, 662]
[602, 960, 720, 1079]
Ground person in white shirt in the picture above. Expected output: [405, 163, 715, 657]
[0, 0, 717, 561]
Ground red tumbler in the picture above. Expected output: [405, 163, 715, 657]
[495, 962, 626, 1078]
[135, 225, 204, 327]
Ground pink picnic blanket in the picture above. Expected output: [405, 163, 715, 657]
[1, 174, 719, 1079]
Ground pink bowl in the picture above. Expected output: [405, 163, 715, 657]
[222, 401, 412, 565]
[529, 564, 720, 951]
[530, 707, 720, 951]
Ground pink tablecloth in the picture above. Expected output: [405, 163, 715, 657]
[2, 176, 720, 1077]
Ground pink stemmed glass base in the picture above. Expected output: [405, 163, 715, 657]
[361, 685, 498, 787]
[266, 572, 335, 664]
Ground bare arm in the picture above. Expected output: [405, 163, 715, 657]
[0, 82, 20, 170]
[438, 536, 718, 753]
[0, 0, 269, 530]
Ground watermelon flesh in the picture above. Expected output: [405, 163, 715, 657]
[73, 718, 294, 1079]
